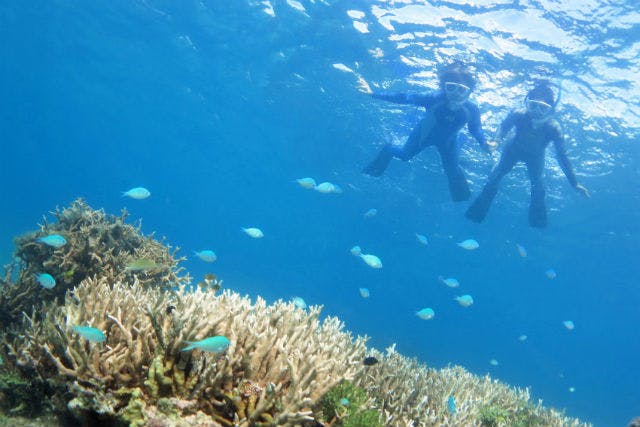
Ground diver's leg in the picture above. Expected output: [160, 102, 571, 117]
[438, 135, 471, 202]
[362, 144, 395, 177]
[363, 123, 425, 176]
[465, 148, 518, 222]
[527, 156, 547, 228]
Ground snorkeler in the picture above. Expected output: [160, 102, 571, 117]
[465, 80, 589, 228]
[359, 61, 494, 202]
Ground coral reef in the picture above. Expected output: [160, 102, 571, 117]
[0, 198, 188, 326]
[351, 346, 588, 427]
[0, 200, 592, 427]
[5, 276, 365, 426]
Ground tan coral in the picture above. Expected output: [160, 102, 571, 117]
[0, 198, 189, 327]
[353, 345, 591, 427]
[8, 275, 367, 426]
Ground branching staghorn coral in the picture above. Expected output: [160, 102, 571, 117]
[352, 345, 590, 427]
[6, 276, 367, 426]
[0, 198, 188, 327]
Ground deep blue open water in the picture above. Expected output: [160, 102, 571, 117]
[1, 1, 639, 425]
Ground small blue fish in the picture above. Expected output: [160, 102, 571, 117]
[314, 182, 342, 194]
[72, 325, 106, 342]
[242, 227, 264, 238]
[545, 269, 557, 279]
[292, 297, 307, 309]
[447, 396, 456, 415]
[415, 233, 429, 245]
[194, 250, 217, 263]
[358, 287, 370, 298]
[360, 253, 382, 269]
[416, 308, 435, 320]
[457, 239, 479, 250]
[36, 273, 56, 289]
[563, 320, 575, 330]
[122, 187, 151, 199]
[36, 234, 67, 248]
[516, 243, 527, 258]
[339, 397, 350, 406]
[350, 246, 382, 268]
[181, 335, 230, 353]
[363, 208, 378, 218]
[438, 276, 459, 288]
[454, 294, 474, 307]
[295, 177, 316, 189]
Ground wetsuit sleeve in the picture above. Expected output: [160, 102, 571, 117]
[551, 124, 578, 188]
[466, 103, 488, 147]
[371, 92, 436, 108]
[498, 111, 518, 138]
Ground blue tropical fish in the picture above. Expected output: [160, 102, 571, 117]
[415, 233, 429, 245]
[35, 273, 56, 289]
[457, 239, 479, 250]
[416, 307, 435, 320]
[122, 187, 151, 199]
[447, 395, 456, 415]
[72, 325, 106, 342]
[295, 177, 316, 189]
[291, 297, 307, 309]
[36, 234, 67, 248]
[194, 250, 217, 263]
[181, 335, 230, 353]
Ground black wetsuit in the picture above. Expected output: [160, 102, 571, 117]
[465, 110, 578, 227]
[363, 91, 488, 202]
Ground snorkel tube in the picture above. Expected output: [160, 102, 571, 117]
[553, 81, 562, 109]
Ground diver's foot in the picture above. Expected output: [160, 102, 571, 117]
[464, 206, 485, 223]
[528, 217, 547, 228]
[362, 165, 384, 177]
[529, 207, 547, 228]
[451, 190, 471, 202]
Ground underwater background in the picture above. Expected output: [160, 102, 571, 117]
[0, 1, 638, 426]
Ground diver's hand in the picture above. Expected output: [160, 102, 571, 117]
[484, 140, 498, 152]
[575, 183, 590, 198]
[356, 76, 373, 95]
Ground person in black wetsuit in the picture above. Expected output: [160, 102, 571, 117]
[465, 80, 590, 228]
[360, 61, 493, 202]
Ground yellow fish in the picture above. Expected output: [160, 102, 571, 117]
[125, 258, 158, 272]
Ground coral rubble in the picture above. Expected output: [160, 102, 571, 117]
[0, 200, 591, 426]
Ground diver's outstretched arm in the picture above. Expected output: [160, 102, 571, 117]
[551, 125, 589, 197]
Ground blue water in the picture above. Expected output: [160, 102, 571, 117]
[1, 1, 639, 425]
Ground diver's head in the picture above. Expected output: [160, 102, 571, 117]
[526, 81, 556, 122]
[438, 61, 476, 105]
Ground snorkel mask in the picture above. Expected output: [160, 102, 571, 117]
[437, 61, 476, 106]
[525, 80, 561, 122]
[444, 81, 471, 105]
[526, 98, 553, 120]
